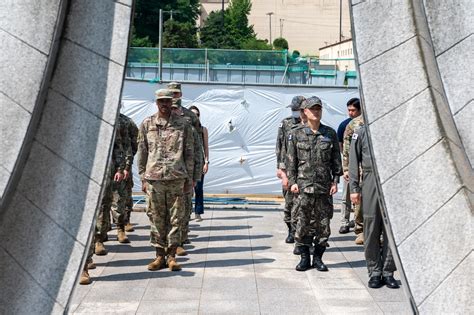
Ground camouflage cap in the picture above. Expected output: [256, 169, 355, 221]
[154, 89, 173, 100]
[287, 95, 306, 111]
[167, 81, 181, 93]
[301, 96, 323, 109]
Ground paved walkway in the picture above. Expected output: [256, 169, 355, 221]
[69, 203, 412, 314]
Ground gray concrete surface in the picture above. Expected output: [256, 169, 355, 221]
[69, 206, 411, 314]
[0, 0, 133, 314]
[350, 0, 473, 313]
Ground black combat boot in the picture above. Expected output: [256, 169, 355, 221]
[312, 244, 328, 271]
[295, 246, 311, 271]
[285, 222, 295, 243]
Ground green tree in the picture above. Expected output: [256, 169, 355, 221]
[273, 37, 289, 50]
[241, 38, 272, 50]
[163, 19, 198, 48]
[199, 10, 237, 49]
[227, 0, 254, 43]
[133, 0, 200, 46]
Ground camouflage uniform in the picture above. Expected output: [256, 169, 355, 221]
[287, 124, 342, 247]
[86, 121, 126, 266]
[349, 126, 396, 278]
[122, 115, 139, 224]
[137, 111, 195, 250]
[343, 115, 365, 235]
[168, 82, 204, 246]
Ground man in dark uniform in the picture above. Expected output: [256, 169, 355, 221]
[349, 125, 399, 289]
[275, 95, 306, 244]
[287, 96, 343, 272]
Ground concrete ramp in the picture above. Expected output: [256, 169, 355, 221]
[350, 0, 473, 313]
[0, 0, 133, 313]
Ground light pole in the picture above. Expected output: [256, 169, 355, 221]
[279, 18, 284, 38]
[266, 12, 274, 47]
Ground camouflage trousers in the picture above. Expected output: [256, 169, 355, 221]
[282, 188, 295, 223]
[295, 192, 333, 247]
[146, 179, 185, 249]
[179, 190, 193, 244]
[124, 174, 134, 223]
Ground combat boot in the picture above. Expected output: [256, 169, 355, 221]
[125, 223, 135, 232]
[295, 246, 311, 271]
[117, 227, 130, 244]
[285, 222, 295, 243]
[167, 247, 182, 271]
[79, 265, 91, 285]
[312, 244, 328, 271]
[293, 245, 302, 255]
[176, 245, 187, 256]
[94, 241, 107, 256]
[148, 248, 166, 271]
[355, 233, 364, 245]
[87, 260, 96, 270]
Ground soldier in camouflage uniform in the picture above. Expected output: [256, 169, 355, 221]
[122, 113, 139, 232]
[275, 95, 305, 244]
[137, 89, 195, 272]
[287, 96, 342, 272]
[343, 111, 365, 244]
[168, 82, 204, 257]
[349, 126, 399, 289]
[80, 118, 127, 285]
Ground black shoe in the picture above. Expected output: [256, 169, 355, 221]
[312, 245, 328, 271]
[295, 246, 311, 271]
[349, 220, 355, 228]
[339, 226, 350, 234]
[285, 223, 295, 243]
[293, 246, 301, 255]
[383, 276, 400, 289]
[368, 276, 384, 288]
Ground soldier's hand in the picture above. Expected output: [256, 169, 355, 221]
[114, 171, 124, 182]
[343, 171, 349, 182]
[276, 169, 283, 179]
[203, 163, 209, 174]
[141, 181, 147, 193]
[123, 170, 130, 180]
[329, 182, 338, 195]
[290, 184, 299, 194]
[350, 193, 361, 205]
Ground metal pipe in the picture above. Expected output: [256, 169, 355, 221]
[158, 9, 163, 82]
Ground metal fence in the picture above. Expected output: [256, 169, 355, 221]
[126, 47, 358, 87]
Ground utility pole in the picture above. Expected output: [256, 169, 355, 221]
[221, 0, 225, 29]
[158, 9, 163, 82]
[339, 0, 342, 43]
[279, 18, 284, 38]
[266, 12, 274, 46]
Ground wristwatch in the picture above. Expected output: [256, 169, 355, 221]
[205, 160, 210, 164]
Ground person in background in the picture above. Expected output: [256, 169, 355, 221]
[189, 105, 209, 222]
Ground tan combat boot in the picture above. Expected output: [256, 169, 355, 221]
[87, 260, 96, 270]
[125, 223, 135, 232]
[148, 248, 166, 271]
[117, 227, 130, 243]
[94, 242, 107, 255]
[355, 233, 364, 245]
[79, 265, 91, 285]
[176, 245, 187, 256]
[167, 247, 182, 271]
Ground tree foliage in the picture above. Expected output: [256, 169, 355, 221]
[133, 0, 200, 46]
[163, 19, 198, 48]
[273, 37, 289, 50]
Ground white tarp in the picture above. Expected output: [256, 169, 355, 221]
[122, 80, 358, 194]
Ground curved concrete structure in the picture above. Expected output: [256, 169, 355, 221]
[1, 0, 471, 314]
[0, 0, 133, 313]
[350, 0, 473, 313]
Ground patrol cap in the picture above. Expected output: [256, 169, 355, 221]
[301, 96, 323, 109]
[287, 95, 306, 111]
[154, 89, 173, 100]
[167, 81, 181, 93]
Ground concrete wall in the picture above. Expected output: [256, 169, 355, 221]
[350, 0, 473, 313]
[0, 0, 133, 313]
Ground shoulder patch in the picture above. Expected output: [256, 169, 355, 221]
[352, 133, 359, 140]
